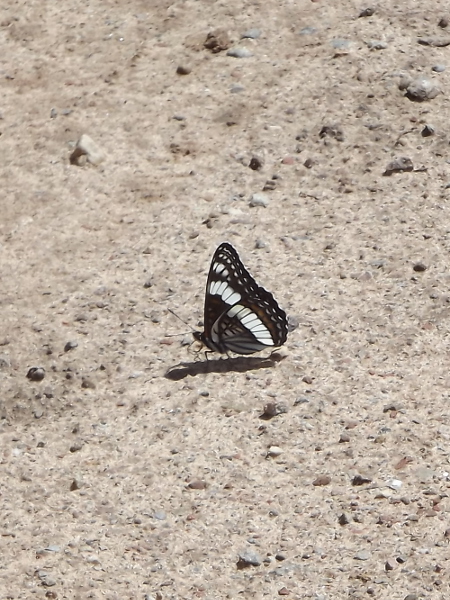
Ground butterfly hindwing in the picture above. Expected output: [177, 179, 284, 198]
[194, 243, 288, 355]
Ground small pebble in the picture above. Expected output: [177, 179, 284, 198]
[421, 124, 435, 136]
[261, 402, 287, 419]
[70, 134, 105, 166]
[70, 479, 82, 491]
[313, 475, 331, 486]
[384, 157, 414, 175]
[387, 479, 403, 490]
[359, 7, 375, 17]
[237, 551, 262, 568]
[432, 64, 446, 72]
[227, 47, 253, 58]
[27, 367, 45, 382]
[367, 40, 387, 50]
[230, 85, 245, 93]
[153, 511, 166, 520]
[385, 558, 396, 571]
[338, 513, 350, 525]
[187, 479, 207, 489]
[331, 39, 351, 51]
[439, 16, 449, 28]
[249, 156, 264, 170]
[176, 65, 191, 75]
[81, 377, 96, 389]
[352, 474, 372, 485]
[267, 446, 284, 458]
[64, 340, 78, 352]
[299, 27, 317, 36]
[263, 179, 277, 191]
[405, 77, 441, 101]
[69, 442, 83, 453]
[241, 28, 261, 39]
[354, 550, 371, 561]
[413, 262, 427, 272]
[204, 29, 230, 53]
[50, 108, 58, 118]
[249, 192, 269, 207]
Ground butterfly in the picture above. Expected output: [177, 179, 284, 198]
[193, 243, 288, 355]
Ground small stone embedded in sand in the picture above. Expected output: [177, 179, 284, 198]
[176, 65, 191, 75]
[249, 192, 269, 207]
[70, 478, 82, 491]
[64, 340, 78, 352]
[383, 157, 413, 176]
[338, 513, 350, 525]
[313, 475, 331, 486]
[319, 124, 344, 141]
[352, 474, 372, 486]
[413, 262, 427, 272]
[70, 134, 105, 166]
[263, 179, 277, 191]
[187, 479, 207, 489]
[354, 550, 371, 561]
[227, 47, 253, 58]
[249, 156, 263, 170]
[387, 479, 403, 490]
[432, 64, 446, 72]
[418, 36, 450, 47]
[267, 446, 284, 458]
[405, 77, 441, 101]
[27, 366, 45, 382]
[237, 550, 262, 569]
[359, 7, 375, 17]
[421, 124, 435, 136]
[261, 402, 288, 419]
[367, 40, 388, 50]
[241, 28, 261, 39]
[204, 29, 230, 53]
[81, 376, 96, 389]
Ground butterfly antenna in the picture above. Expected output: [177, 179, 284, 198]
[167, 308, 195, 332]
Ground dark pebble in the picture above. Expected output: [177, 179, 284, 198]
[176, 65, 191, 75]
[439, 16, 449, 28]
[359, 7, 375, 17]
[64, 340, 78, 352]
[352, 474, 372, 485]
[260, 402, 288, 419]
[81, 377, 96, 389]
[338, 513, 350, 525]
[27, 367, 45, 382]
[413, 262, 427, 272]
[313, 475, 331, 486]
[249, 156, 264, 170]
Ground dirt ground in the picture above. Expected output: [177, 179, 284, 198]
[2, 0, 450, 598]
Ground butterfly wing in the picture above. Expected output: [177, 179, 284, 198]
[199, 243, 288, 355]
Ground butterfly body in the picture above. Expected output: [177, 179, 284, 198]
[194, 243, 288, 355]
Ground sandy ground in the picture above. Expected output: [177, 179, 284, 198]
[2, 0, 450, 598]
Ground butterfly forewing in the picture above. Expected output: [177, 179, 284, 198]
[196, 243, 288, 355]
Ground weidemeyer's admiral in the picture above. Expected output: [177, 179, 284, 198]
[193, 243, 288, 355]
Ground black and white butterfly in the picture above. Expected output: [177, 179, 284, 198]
[193, 243, 288, 355]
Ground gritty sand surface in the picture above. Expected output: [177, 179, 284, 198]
[2, 1, 450, 598]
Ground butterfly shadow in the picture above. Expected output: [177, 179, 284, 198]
[164, 352, 286, 381]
